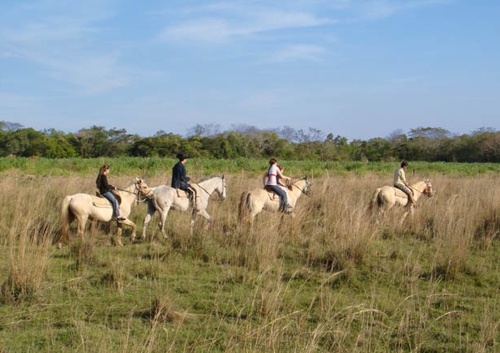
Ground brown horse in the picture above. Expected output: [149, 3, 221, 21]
[238, 177, 311, 227]
[368, 179, 434, 223]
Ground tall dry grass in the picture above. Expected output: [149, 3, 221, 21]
[0, 169, 499, 351]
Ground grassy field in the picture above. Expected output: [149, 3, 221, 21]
[0, 158, 500, 352]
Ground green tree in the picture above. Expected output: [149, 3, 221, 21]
[44, 129, 78, 158]
[0, 128, 47, 157]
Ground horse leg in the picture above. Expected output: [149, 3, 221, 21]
[121, 219, 137, 243]
[76, 215, 89, 241]
[400, 206, 414, 225]
[195, 209, 211, 232]
[141, 205, 156, 240]
[114, 223, 124, 246]
[158, 207, 171, 239]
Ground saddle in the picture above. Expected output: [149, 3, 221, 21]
[264, 183, 292, 201]
[392, 186, 413, 207]
[264, 185, 278, 200]
[93, 190, 122, 208]
[175, 184, 200, 200]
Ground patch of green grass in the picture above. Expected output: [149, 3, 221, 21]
[1, 165, 500, 352]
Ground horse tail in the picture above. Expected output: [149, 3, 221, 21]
[59, 195, 73, 244]
[238, 191, 250, 225]
[368, 188, 382, 212]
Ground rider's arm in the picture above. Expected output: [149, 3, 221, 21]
[277, 169, 290, 182]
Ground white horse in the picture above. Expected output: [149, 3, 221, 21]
[59, 182, 139, 246]
[238, 177, 312, 227]
[135, 175, 227, 240]
[368, 179, 434, 223]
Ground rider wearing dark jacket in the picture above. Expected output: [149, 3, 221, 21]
[171, 153, 197, 209]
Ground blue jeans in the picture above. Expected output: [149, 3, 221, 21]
[268, 185, 288, 211]
[102, 191, 120, 218]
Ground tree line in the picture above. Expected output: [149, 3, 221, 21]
[0, 121, 499, 162]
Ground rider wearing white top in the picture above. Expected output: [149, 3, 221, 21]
[393, 160, 415, 207]
[263, 158, 293, 213]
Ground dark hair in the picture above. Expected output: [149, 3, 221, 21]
[401, 160, 408, 167]
[99, 164, 110, 174]
[176, 153, 189, 160]
[96, 164, 110, 188]
[269, 158, 277, 165]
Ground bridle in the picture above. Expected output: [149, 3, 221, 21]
[195, 176, 226, 201]
[410, 182, 433, 197]
[133, 182, 154, 199]
[291, 178, 311, 196]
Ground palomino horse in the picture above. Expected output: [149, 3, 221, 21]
[59, 182, 140, 246]
[238, 177, 312, 227]
[368, 179, 434, 223]
[135, 175, 227, 240]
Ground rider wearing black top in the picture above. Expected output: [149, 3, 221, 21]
[96, 164, 126, 221]
[171, 153, 197, 210]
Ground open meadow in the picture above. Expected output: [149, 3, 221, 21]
[0, 158, 500, 352]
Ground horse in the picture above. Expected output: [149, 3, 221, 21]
[59, 182, 140, 246]
[238, 177, 312, 227]
[368, 179, 434, 223]
[135, 175, 227, 240]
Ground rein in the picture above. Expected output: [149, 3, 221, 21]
[116, 187, 138, 196]
[136, 186, 154, 199]
[194, 178, 225, 200]
[292, 179, 310, 195]
[410, 184, 429, 194]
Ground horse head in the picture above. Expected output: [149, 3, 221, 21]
[302, 176, 312, 196]
[211, 175, 227, 201]
[218, 175, 227, 200]
[135, 178, 154, 199]
[291, 176, 311, 196]
[424, 179, 434, 198]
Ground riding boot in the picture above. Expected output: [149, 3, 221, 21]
[284, 203, 294, 214]
[407, 193, 416, 208]
[191, 191, 198, 211]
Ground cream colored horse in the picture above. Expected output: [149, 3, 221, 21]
[135, 175, 227, 240]
[59, 182, 139, 246]
[238, 177, 311, 227]
[368, 179, 434, 223]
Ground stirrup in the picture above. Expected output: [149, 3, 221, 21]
[282, 204, 294, 214]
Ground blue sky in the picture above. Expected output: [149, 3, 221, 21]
[0, 0, 498, 141]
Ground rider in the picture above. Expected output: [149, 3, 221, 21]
[171, 153, 198, 210]
[277, 165, 286, 186]
[394, 160, 416, 207]
[263, 158, 293, 213]
[96, 164, 126, 221]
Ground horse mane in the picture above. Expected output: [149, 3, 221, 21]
[198, 175, 222, 183]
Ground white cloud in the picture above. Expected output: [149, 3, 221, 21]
[269, 44, 326, 62]
[157, 8, 332, 44]
[0, 1, 128, 95]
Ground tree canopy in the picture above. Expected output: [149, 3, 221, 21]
[0, 122, 498, 162]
